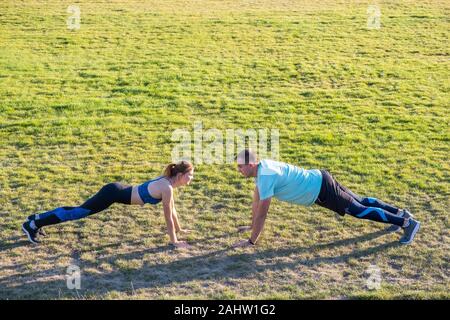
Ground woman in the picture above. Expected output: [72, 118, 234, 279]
[22, 161, 194, 248]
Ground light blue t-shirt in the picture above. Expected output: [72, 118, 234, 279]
[256, 159, 323, 206]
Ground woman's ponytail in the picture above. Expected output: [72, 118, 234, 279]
[163, 161, 193, 178]
[164, 163, 177, 177]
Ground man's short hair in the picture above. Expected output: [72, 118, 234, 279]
[236, 149, 257, 165]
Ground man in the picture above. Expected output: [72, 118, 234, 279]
[232, 149, 420, 248]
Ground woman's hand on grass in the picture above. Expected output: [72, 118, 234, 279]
[177, 228, 193, 234]
[237, 226, 252, 233]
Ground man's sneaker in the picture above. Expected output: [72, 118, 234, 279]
[22, 221, 40, 244]
[27, 214, 47, 237]
[399, 219, 421, 245]
[385, 209, 414, 233]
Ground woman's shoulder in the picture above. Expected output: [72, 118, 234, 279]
[152, 176, 172, 190]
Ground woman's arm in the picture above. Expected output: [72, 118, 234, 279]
[162, 187, 177, 244]
[162, 187, 190, 248]
[171, 196, 192, 233]
[171, 196, 182, 232]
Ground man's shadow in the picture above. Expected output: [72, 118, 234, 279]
[0, 227, 400, 298]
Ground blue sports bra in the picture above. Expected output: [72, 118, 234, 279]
[137, 176, 165, 204]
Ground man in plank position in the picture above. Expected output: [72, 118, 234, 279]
[232, 149, 420, 248]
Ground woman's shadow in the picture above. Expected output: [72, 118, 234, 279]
[0, 227, 400, 298]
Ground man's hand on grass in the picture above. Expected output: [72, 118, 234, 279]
[232, 239, 255, 248]
[171, 241, 191, 249]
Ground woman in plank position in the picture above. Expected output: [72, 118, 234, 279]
[22, 161, 194, 248]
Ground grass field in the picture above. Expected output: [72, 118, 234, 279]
[0, 0, 449, 299]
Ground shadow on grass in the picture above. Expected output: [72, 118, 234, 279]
[0, 236, 30, 252]
[0, 228, 401, 299]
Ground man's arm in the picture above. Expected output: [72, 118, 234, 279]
[233, 197, 272, 248]
[249, 197, 271, 244]
[237, 187, 260, 233]
[251, 187, 260, 228]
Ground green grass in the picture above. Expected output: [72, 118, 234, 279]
[0, 0, 449, 299]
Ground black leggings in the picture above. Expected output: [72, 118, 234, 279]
[35, 182, 133, 227]
[315, 170, 405, 227]
[80, 182, 132, 215]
